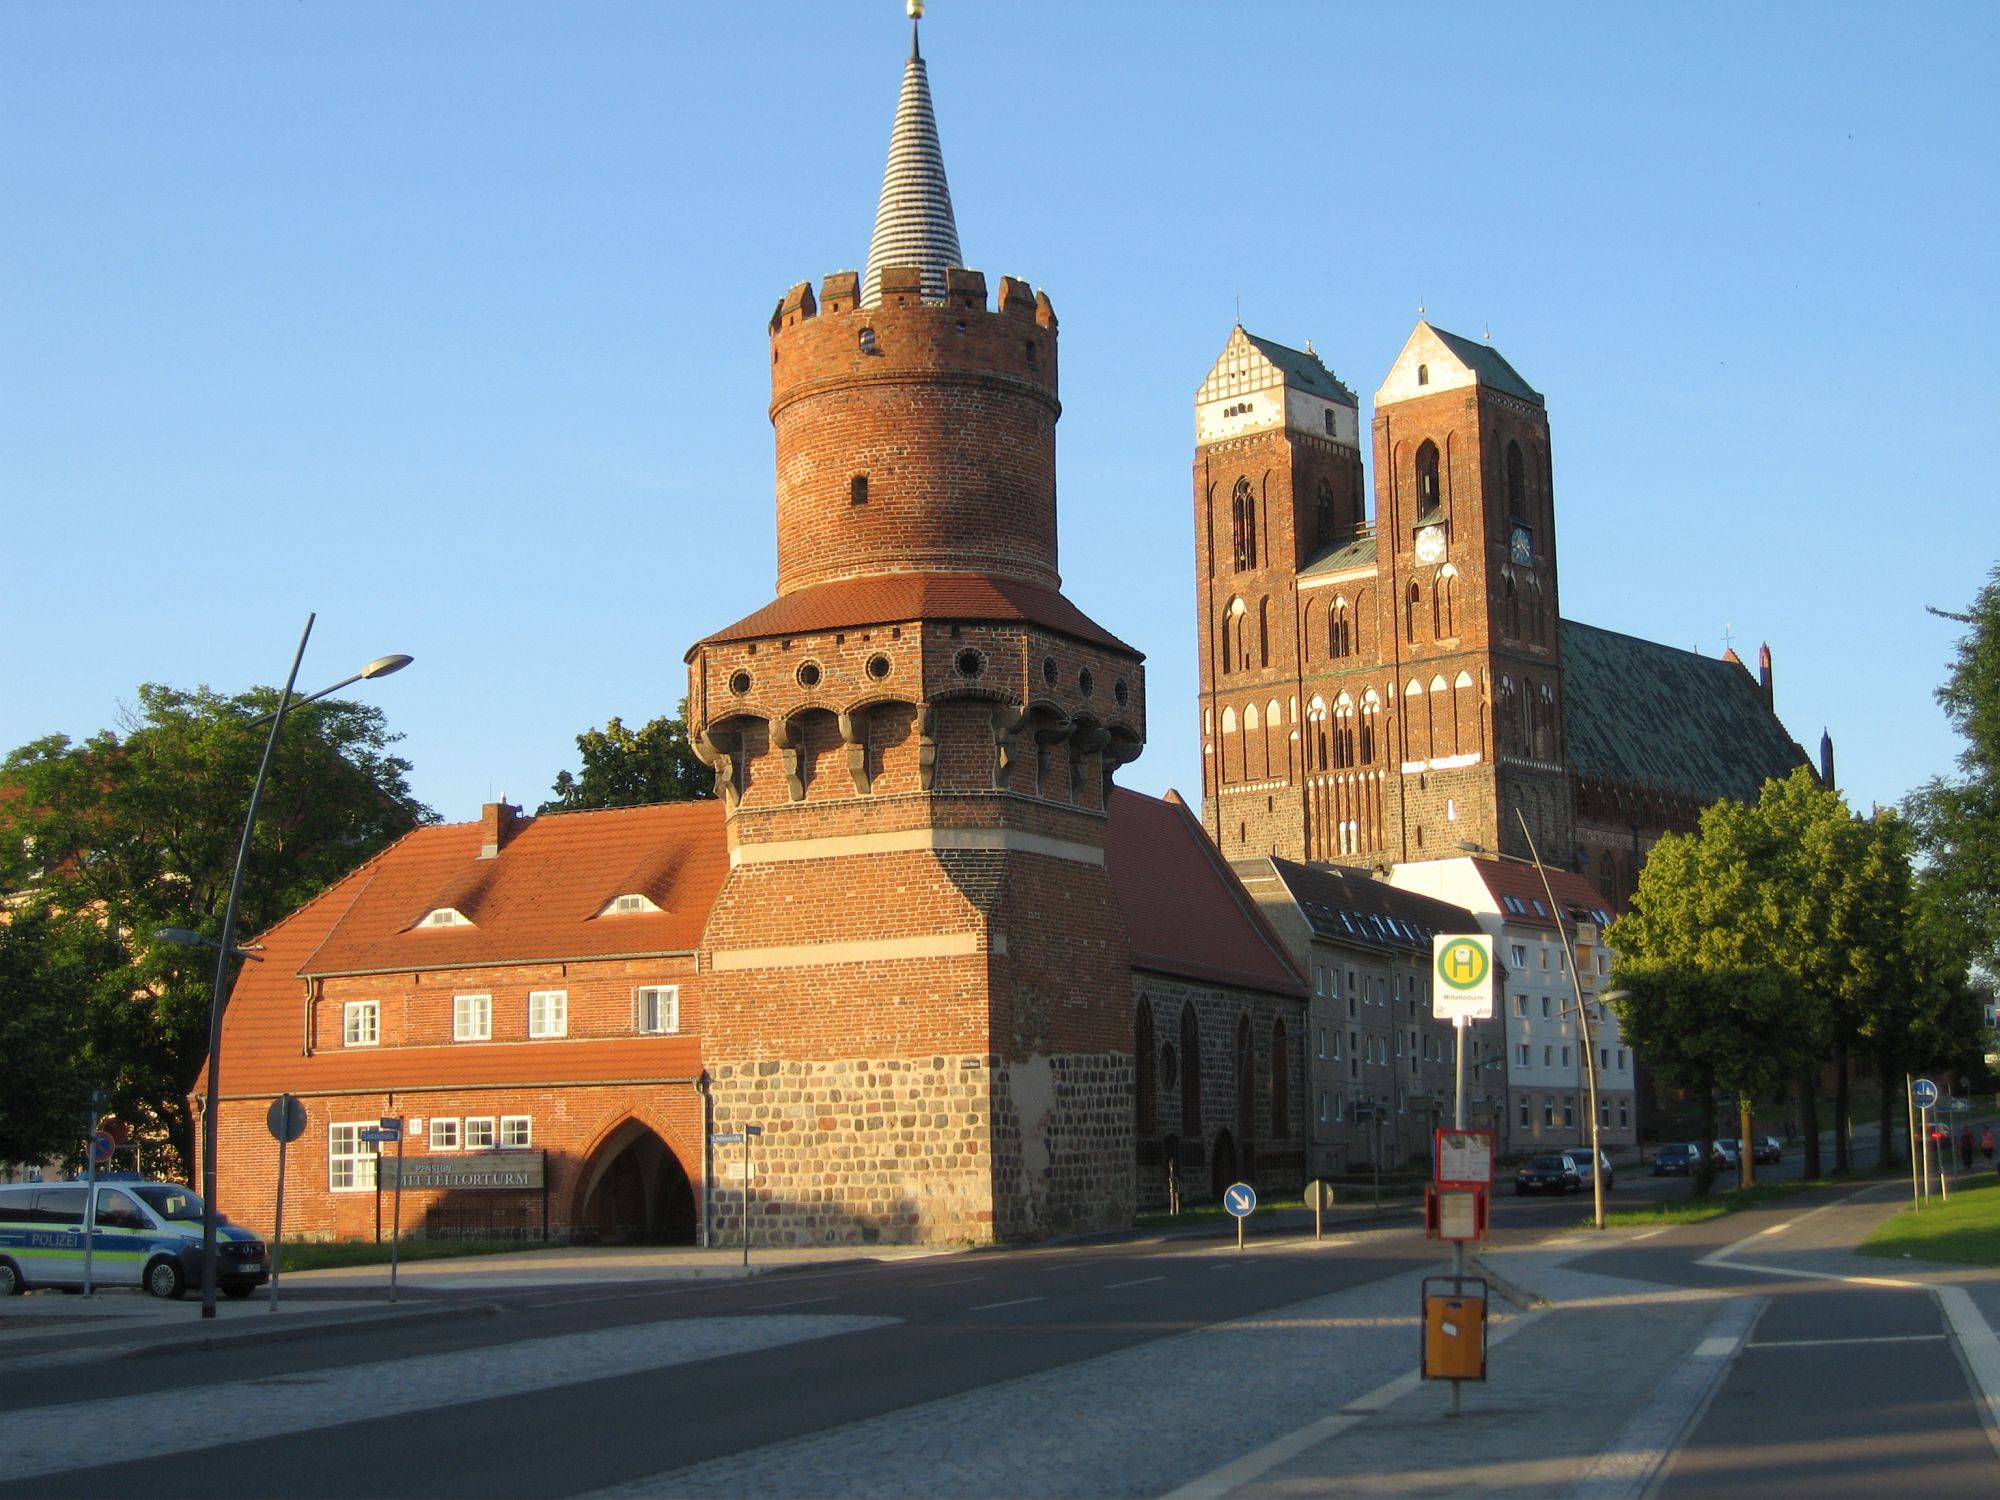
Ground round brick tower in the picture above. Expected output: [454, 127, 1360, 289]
[686, 10, 1146, 1248]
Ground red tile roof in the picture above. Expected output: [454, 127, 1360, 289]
[1106, 788, 1307, 998]
[209, 802, 727, 1096]
[1465, 858, 1615, 929]
[691, 573, 1141, 659]
[297, 802, 727, 977]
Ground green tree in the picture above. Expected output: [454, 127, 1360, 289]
[1908, 565, 2000, 979]
[538, 705, 712, 813]
[0, 905, 127, 1165]
[0, 684, 433, 1174]
[1610, 768, 1953, 1180]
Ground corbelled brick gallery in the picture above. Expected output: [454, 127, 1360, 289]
[203, 12, 1818, 1247]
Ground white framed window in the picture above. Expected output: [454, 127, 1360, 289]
[1317, 1026, 1327, 1059]
[343, 1001, 379, 1047]
[1617, 1048, 1627, 1071]
[429, 1118, 461, 1151]
[464, 1117, 496, 1150]
[1541, 996, 1551, 1018]
[1519, 1097, 1530, 1127]
[1544, 1045, 1554, 1066]
[1600, 1097, 1611, 1126]
[329, 1123, 378, 1191]
[635, 985, 679, 1035]
[1561, 1046, 1571, 1068]
[1539, 947, 1549, 970]
[1599, 1047, 1609, 1070]
[1618, 1099, 1630, 1128]
[1510, 944, 1527, 969]
[454, 994, 492, 1042]
[529, 990, 568, 1039]
[1515, 1043, 1530, 1066]
[1563, 1097, 1576, 1128]
[602, 893, 661, 915]
[1543, 1097, 1555, 1126]
[500, 1116, 532, 1149]
[421, 907, 470, 927]
[1330, 1030, 1341, 1060]
[1513, 994, 1527, 1018]
[1318, 1092, 1329, 1123]
[1395, 1030, 1405, 1057]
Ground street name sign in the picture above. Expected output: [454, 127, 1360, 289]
[1432, 934, 1495, 1022]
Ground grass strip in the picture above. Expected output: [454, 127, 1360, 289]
[1592, 1175, 1868, 1229]
[1857, 1172, 2000, 1267]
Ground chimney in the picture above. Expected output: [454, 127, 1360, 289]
[1758, 642, 1774, 711]
[480, 801, 522, 860]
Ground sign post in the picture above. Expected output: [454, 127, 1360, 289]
[1912, 1078, 1939, 1207]
[1432, 934, 1494, 1414]
[265, 1095, 307, 1311]
[711, 1126, 763, 1268]
[1223, 1181, 1256, 1250]
[360, 1118, 404, 1299]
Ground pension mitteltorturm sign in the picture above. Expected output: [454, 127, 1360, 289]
[377, 1152, 546, 1192]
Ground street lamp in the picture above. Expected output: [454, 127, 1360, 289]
[172, 615, 410, 1317]
[1455, 810, 1607, 1230]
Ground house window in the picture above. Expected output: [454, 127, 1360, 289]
[1319, 1092, 1329, 1123]
[1561, 1046, 1571, 1068]
[1544, 1046, 1554, 1066]
[1510, 944, 1527, 969]
[465, 1117, 497, 1150]
[1513, 994, 1527, 1018]
[429, 1118, 461, 1151]
[343, 1001, 379, 1048]
[1519, 1097, 1530, 1127]
[329, 1123, 378, 1191]
[454, 994, 492, 1042]
[1599, 1097, 1611, 1127]
[635, 985, 679, 1034]
[529, 990, 568, 1039]
[1563, 1097, 1576, 1128]
[1599, 1047, 1609, 1071]
[500, 1116, 533, 1149]
[1618, 1099, 1630, 1128]
[1543, 1097, 1555, 1127]
[1617, 1048, 1627, 1071]
[1317, 1027, 1327, 1059]
[1541, 997, 1551, 1018]
[1515, 1043, 1530, 1066]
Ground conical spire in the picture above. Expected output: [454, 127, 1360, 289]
[861, 5, 962, 307]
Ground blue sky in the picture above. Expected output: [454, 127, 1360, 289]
[5, 2, 1995, 830]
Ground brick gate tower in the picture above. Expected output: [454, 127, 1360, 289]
[685, 7, 1147, 1245]
[1196, 321, 1576, 870]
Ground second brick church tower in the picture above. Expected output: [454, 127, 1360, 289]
[685, 12, 1146, 1244]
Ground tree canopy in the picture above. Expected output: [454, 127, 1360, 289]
[0, 683, 433, 1175]
[1907, 564, 2000, 980]
[1609, 766, 1972, 1179]
[538, 707, 712, 814]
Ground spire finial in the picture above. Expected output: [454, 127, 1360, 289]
[863, 0, 962, 305]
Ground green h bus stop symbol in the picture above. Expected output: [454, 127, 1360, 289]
[1433, 934, 1495, 1021]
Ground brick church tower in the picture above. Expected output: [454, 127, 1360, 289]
[685, 8, 1147, 1244]
[1198, 321, 1575, 869]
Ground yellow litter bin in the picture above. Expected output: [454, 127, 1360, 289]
[1421, 1275, 1488, 1381]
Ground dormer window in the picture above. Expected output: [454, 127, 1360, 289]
[601, 893, 662, 916]
[419, 908, 471, 929]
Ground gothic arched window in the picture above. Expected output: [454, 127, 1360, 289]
[1330, 599, 1351, 659]
[1231, 478, 1257, 570]
[1506, 439, 1527, 519]
[1258, 597, 1271, 668]
[1135, 997, 1157, 1137]
[1180, 1004, 1203, 1138]
[1271, 1021, 1291, 1139]
[1435, 565, 1457, 639]
[1415, 441, 1441, 517]
[1360, 693, 1381, 764]
[1333, 697, 1355, 768]
[1315, 479, 1334, 549]
[1406, 581, 1422, 643]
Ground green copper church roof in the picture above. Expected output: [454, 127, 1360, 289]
[1240, 331, 1359, 406]
[1560, 619, 1809, 802]
[1424, 324, 1543, 405]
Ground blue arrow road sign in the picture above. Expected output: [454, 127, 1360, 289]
[1223, 1183, 1257, 1218]
[1912, 1079, 1940, 1109]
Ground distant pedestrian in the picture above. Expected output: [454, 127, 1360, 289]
[1960, 1126, 1975, 1171]
[1784, 1118, 1796, 1144]
[1981, 1126, 1993, 1166]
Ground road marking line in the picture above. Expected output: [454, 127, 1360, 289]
[926, 1276, 984, 1287]
[1630, 1228, 1667, 1241]
[1105, 1276, 1165, 1289]
[1568, 1296, 1763, 1500]
[1699, 1256, 1921, 1289]
[1937, 1284, 2000, 1462]
[1158, 1307, 1547, 1500]
[967, 1296, 1043, 1311]
[1758, 1221, 1793, 1236]
[759, 1295, 837, 1309]
[1748, 1334, 1945, 1348]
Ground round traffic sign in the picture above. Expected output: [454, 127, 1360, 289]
[1436, 936, 1491, 991]
[88, 1131, 115, 1165]
[1912, 1078, 1940, 1110]
[266, 1094, 308, 1143]
[1223, 1182, 1257, 1218]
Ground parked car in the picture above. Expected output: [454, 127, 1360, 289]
[1651, 1143, 1701, 1176]
[1710, 1139, 1741, 1168]
[1516, 1154, 1581, 1195]
[1751, 1136, 1782, 1164]
[1562, 1149, 1615, 1190]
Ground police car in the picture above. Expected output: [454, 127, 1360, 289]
[0, 1174, 270, 1299]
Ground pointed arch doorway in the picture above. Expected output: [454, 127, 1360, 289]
[575, 1119, 697, 1244]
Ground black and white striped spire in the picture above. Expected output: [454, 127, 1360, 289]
[862, 1, 962, 306]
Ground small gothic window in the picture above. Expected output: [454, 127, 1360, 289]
[850, 474, 868, 506]
[1417, 363, 1430, 386]
[1415, 440, 1441, 516]
[1231, 477, 1258, 570]
[1323, 409, 1336, 436]
[1406, 580, 1422, 643]
[1330, 601, 1351, 659]
[1315, 479, 1334, 549]
[1258, 597, 1271, 668]
[1506, 440, 1526, 517]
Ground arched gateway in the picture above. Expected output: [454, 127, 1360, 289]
[574, 1119, 696, 1244]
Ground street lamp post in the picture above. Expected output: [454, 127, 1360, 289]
[1455, 810, 1607, 1230]
[171, 615, 411, 1317]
